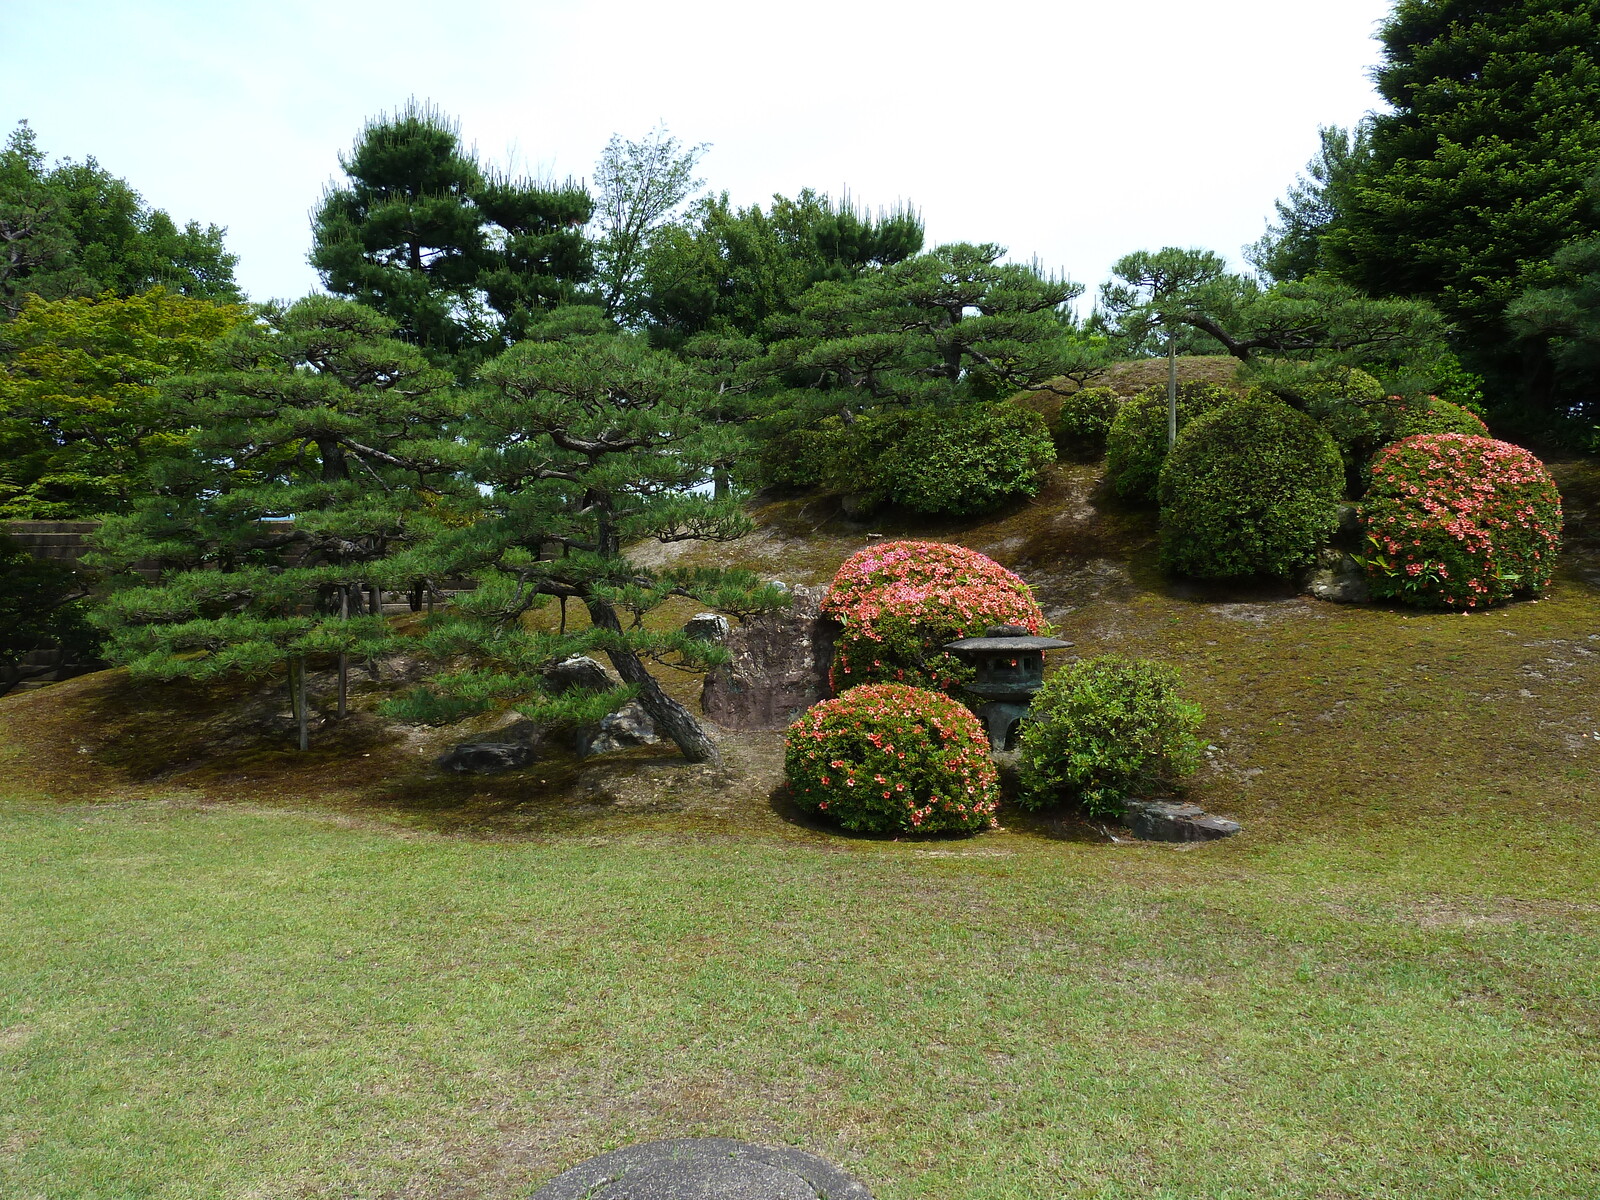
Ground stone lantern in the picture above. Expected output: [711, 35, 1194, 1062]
[942, 624, 1074, 751]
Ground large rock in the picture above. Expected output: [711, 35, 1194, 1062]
[683, 612, 731, 642]
[532, 1138, 873, 1200]
[1122, 799, 1241, 842]
[700, 584, 838, 731]
[1300, 547, 1370, 605]
[547, 655, 617, 694]
[436, 741, 541, 774]
[576, 700, 659, 758]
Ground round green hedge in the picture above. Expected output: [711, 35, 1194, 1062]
[1053, 386, 1121, 461]
[874, 403, 1055, 515]
[1157, 396, 1344, 578]
[1015, 655, 1204, 818]
[784, 682, 1000, 834]
[1104, 381, 1236, 503]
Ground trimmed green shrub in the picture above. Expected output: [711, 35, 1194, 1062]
[1015, 656, 1204, 818]
[1304, 367, 1491, 493]
[873, 403, 1055, 515]
[821, 540, 1044, 693]
[1104, 381, 1235, 503]
[1357, 433, 1562, 609]
[784, 682, 1000, 834]
[1053, 386, 1121, 460]
[1158, 397, 1345, 578]
[1393, 396, 1490, 441]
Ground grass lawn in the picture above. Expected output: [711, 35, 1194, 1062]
[2, 450, 1597, 1199]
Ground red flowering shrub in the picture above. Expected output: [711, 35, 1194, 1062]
[821, 540, 1044, 691]
[1357, 434, 1562, 609]
[784, 683, 999, 834]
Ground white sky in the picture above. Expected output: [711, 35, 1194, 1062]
[4, 0, 1393, 308]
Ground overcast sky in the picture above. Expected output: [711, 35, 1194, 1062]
[4, 0, 1394, 308]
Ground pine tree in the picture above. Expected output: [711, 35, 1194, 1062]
[386, 329, 785, 765]
[310, 99, 592, 368]
[91, 297, 461, 749]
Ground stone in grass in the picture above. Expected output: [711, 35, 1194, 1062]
[1122, 799, 1242, 842]
[531, 1138, 874, 1200]
[682, 612, 731, 642]
[576, 701, 659, 758]
[1299, 547, 1369, 605]
[436, 741, 540, 774]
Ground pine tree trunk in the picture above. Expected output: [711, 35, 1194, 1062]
[585, 598, 720, 765]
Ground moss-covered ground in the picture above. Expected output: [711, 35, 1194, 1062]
[1, 449, 1597, 1199]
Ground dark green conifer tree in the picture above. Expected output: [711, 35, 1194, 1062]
[387, 329, 785, 765]
[91, 297, 462, 749]
[310, 100, 592, 368]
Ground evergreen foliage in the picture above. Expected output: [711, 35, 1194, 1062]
[0, 122, 240, 319]
[1157, 397, 1344, 578]
[1015, 656, 1204, 818]
[1053, 386, 1121, 461]
[0, 288, 246, 517]
[1104, 381, 1236, 504]
[90, 297, 462, 747]
[641, 189, 923, 345]
[382, 331, 787, 764]
[310, 100, 593, 367]
[0, 533, 96, 697]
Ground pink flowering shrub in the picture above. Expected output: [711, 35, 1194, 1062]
[821, 540, 1045, 692]
[784, 683, 999, 834]
[1357, 434, 1562, 609]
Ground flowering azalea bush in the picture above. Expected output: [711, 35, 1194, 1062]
[784, 683, 999, 834]
[821, 540, 1045, 692]
[1357, 434, 1562, 609]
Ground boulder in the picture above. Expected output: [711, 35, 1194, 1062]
[700, 584, 839, 731]
[1122, 799, 1241, 842]
[437, 740, 540, 774]
[1300, 547, 1370, 605]
[547, 655, 616, 694]
[683, 612, 731, 642]
[532, 1138, 873, 1200]
[576, 700, 659, 758]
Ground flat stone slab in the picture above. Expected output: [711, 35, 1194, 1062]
[531, 1137, 873, 1200]
[1123, 799, 1242, 842]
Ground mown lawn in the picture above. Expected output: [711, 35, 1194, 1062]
[2, 785, 1597, 1198]
[2, 451, 1598, 1198]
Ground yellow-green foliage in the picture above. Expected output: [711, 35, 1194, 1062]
[1158, 397, 1345, 578]
[0, 287, 246, 517]
[1104, 381, 1235, 503]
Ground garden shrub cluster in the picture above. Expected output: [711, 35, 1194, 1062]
[821, 540, 1044, 692]
[875, 403, 1055, 515]
[1015, 655, 1204, 818]
[762, 403, 1055, 516]
[1053, 386, 1121, 460]
[1104, 381, 1236, 503]
[1357, 433, 1562, 609]
[1302, 368, 1490, 492]
[784, 682, 999, 833]
[1157, 396, 1345, 578]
